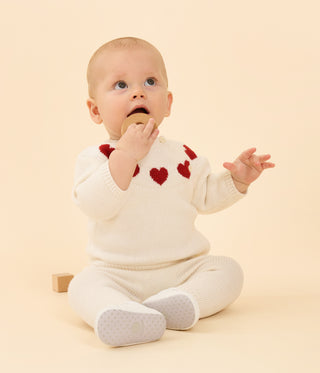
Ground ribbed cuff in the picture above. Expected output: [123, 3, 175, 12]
[223, 170, 247, 198]
[97, 161, 129, 200]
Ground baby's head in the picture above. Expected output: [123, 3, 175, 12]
[86, 37, 173, 139]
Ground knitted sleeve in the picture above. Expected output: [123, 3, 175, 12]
[191, 156, 246, 214]
[72, 146, 129, 220]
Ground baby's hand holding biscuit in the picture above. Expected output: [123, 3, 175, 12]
[116, 118, 159, 162]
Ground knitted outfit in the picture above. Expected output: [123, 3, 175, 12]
[68, 136, 245, 331]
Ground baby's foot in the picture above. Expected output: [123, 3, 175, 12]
[143, 288, 200, 330]
[95, 301, 166, 347]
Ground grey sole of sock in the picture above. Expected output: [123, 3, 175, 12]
[95, 309, 166, 347]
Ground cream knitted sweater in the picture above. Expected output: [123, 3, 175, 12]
[72, 137, 245, 267]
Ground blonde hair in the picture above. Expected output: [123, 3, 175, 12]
[87, 37, 168, 98]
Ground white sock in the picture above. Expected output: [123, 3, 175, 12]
[94, 301, 166, 347]
[143, 288, 200, 330]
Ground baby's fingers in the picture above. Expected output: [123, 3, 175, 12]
[249, 154, 263, 172]
[223, 162, 236, 172]
[239, 147, 256, 162]
[143, 118, 156, 138]
[258, 154, 271, 162]
[258, 154, 275, 169]
[262, 162, 275, 169]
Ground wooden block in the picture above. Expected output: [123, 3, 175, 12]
[52, 273, 74, 292]
[121, 113, 157, 136]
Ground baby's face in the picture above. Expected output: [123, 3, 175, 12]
[88, 47, 173, 139]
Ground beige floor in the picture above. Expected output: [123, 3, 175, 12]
[2, 268, 319, 373]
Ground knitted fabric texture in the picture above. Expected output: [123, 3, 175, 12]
[72, 137, 245, 266]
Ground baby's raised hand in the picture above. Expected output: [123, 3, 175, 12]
[116, 118, 159, 162]
[223, 147, 275, 192]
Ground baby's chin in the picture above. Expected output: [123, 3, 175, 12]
[103, 125, 121, 140]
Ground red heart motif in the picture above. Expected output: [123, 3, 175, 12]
[133, 165, 140, 177]
[99, 144, 115, 158]
[150, 167, 168, 185]
[183, 145, 197, 160]
[177, 160, 191, 179]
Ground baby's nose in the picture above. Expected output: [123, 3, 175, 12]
[131, 87, 146, 100]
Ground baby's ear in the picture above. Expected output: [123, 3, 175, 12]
[87, 99, 103, 124]
[165, 91, 173, 117]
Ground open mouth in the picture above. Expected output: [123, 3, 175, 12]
[127, 107, 149, 116]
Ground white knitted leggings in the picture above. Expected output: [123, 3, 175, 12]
[68, 255, 244, 328]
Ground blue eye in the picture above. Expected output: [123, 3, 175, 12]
[145, 78, 156, 87]
[115, 81, 127, 90]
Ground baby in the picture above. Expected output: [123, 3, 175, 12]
[68, 37, 275, 347]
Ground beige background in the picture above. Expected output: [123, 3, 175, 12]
[1, 0, 319, 372]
